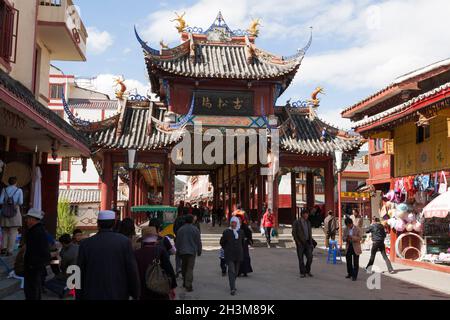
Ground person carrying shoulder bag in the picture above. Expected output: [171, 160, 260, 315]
[0, 177, 23, 257]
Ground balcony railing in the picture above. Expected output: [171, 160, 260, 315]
[38, 0, 87, 60]
[40, 0, 63, 6]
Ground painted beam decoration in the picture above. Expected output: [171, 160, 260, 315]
[193, 90, 254, 116]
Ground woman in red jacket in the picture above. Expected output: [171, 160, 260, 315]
[262, 208, 275, 248]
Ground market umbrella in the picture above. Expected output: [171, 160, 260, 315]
[422, 191, 450, 218]
[32, 166, 42, 211]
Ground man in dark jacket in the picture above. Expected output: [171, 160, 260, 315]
[24, 209, 51, 300]
[217, 206, 225, 227]
[323, 211, 338, 248]
[173, 213, 186, 277]
[76, 210, 140, 300]
[365, 217, 395, 274]
[292, 210, 315, 278]
[220, 217, 245, 296]
[175, 215, 202, 292]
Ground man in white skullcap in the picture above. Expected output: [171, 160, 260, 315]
[23, 208, 51, 300]
[76, 210, 140, 300]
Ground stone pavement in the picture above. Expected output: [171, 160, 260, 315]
[175, 247, 450, 300]
[2, 224, 449, 300]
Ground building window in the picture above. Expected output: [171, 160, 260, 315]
[346, 180, 359, 192]
[416, 125, 430, 144]
[314, 177, 324, 194]
[0, 0, 18, 65]
[70, 205, 79, 216]
[50, 84, 65, 99]
[373, 138, 384, 153]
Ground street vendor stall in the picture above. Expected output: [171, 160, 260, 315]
[379, 175, 450, 269]
[131, 205, 178, 237]
[421, 191, 450, 264]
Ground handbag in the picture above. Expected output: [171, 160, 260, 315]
[144, 246, 171, 296]
[438, 171, 448, 194]
[271, 228, 278, 237]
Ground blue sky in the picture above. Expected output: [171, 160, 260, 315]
[55, 0, 450, 128]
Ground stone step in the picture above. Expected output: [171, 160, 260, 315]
[0, 256, 15, 280]
[0, 278, 21, 300]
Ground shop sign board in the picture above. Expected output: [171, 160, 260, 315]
[340, 192, 370, 199]
[193, 90, 254, 116]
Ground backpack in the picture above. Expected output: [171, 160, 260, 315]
[144, 246, 171, 295]
[2, 188, 18, 218]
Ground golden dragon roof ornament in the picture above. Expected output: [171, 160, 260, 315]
[114, 77, 127, 100]
[247, 18, 261, 37]
[171, 12, 188, 33]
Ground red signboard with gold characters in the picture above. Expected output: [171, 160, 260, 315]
[369, 153, 392, 183]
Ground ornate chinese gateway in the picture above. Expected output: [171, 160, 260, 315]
[67, 12, 364, 224]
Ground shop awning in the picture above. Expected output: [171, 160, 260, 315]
[423, 191, 450, 219]
[131, 205, 177, 213]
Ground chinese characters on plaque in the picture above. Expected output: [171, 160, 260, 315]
[194, 90, 254, 116]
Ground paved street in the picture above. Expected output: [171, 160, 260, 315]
[175, 246, 450, 300]
[3, 226, 449, 300]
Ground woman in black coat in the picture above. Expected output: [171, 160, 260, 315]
[238, 220, 253, 277]
[220, 217, 245, 296]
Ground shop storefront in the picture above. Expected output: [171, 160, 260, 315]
[379, 172, 450, 271]
[341, 57, 450, 272]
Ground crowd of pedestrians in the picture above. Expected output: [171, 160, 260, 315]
[1, 187, 395, 300]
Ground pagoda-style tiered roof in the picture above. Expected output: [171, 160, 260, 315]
[83, 101, 183, 151]
[277, 107, 364, 156]
[135, 12, 312, 96]
[68, 98, 362, 157]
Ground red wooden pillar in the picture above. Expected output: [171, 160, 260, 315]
[40, 163, 60, 237]
[306, 171, 315, 210]
[128, 169, 135, 218]
[134, 171, 140, 208]
[213, 172, 219, 209]
[257, 169, 264, 216]
[112, 171, 118, 211]
[244, 164, 249, 212]
[273, 174, 279, 228]
[100, 152, 113, 211]
[291, 171, 297, 221]
[235, 164, 240, 207]
[163, 155, 173, 205]
[390, 229, 397, 261]
[222, 167, 226, 211]
[324, 159, 335, 216]
[228, 165, 232, 218]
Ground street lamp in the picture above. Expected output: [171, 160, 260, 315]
[334, 149, 343, 249]
[127, 149, 137, 218]
[128, 149, 137, 170]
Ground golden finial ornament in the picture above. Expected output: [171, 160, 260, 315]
[171, 12, 188, 33]
[247, 18, 261, 37]
[308, 87, 325, 107]
[160, 39, 169, 50]
[113, 77, 127, 100]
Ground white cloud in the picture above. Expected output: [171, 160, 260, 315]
[77, 74, 155, 99]
[319, 108, 352, 130]
[295, 0, 450, 90]
[86, 27, 114, 55]
[138, 0, 450, 92]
